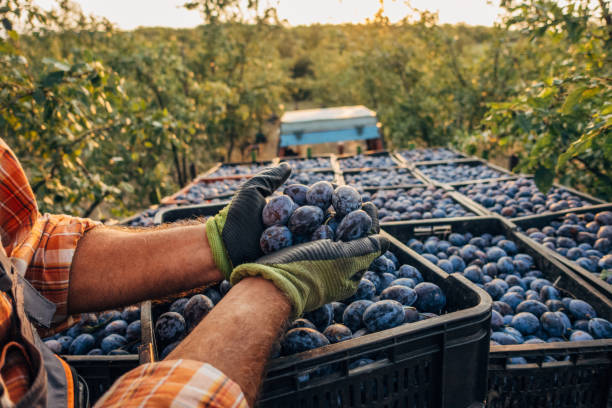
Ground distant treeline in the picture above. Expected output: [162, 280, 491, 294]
[1, 0, 610, 218]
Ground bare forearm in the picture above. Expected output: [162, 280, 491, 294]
[168, 277, 291, 406]
[68, 223, 223, 313]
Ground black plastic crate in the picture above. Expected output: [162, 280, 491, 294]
[342, 167, 427, 189]
[382, 217, 612, 407]
[141, 232, 491, 408]
[64, 354, 140, 403]
[511, 203, 612, 301]
[357, 188, 488, 224]
[338, 150, 403, 170]
[154, 203, 227, 224]
[278, 154, 336, 172]
[396, 147, 469, 166]
[61, 306, 155, 404]
[454, 177, 606, 220]
[413, 159, 515, 186]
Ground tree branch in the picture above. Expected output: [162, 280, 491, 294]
[571, 156, 612, 183]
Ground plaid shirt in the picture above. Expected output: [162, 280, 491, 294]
[0, 139, 247, 407]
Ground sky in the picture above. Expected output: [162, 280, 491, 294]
[34, 0, 504, 29]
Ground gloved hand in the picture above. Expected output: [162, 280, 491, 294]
[206, 163, 291, 280]
[230, 235, 389, 318]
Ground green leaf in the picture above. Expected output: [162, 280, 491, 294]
[561, 86, 587, 115]
[41, 71, 65, 87]
[534, 166, 554, 193]
[42, 58, 71, 72]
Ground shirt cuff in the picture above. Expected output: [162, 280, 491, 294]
[94, 359, 248, 408]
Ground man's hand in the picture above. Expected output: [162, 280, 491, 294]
[205, 163, 291, 279]
[230, 235, 389, 318]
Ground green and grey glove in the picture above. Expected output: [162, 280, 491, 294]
[206, 163, 292, 279]
[230, 235, 389, 318]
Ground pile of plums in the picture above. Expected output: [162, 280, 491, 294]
[359, 187, 476, 222]
[522, 210, 612, 282]
[400, 148, 464, 162]
[44, 306, 141, 356]
[344, 168, 422, 188]
[417, 163, 506, 183]
[339, 154, 396, 169]
[458, 178, 594, 218]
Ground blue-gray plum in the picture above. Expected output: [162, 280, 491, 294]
[502, 327, 525, 343]
[362, 300, 405, 332]
[169, 298, 189, 315]
[283, 184, 309, 206]
[304, 304, 333, 331]
[397, 265, 423, 283]
[540, 312, 566, 337]
[323, 324, 353, 343]
[98, 310, 122, 326]
[126, 320, 141, 342]
[288, 206, 324, 235]
[336, 210, 372, 241]
[516, 300, 548, 318]
[121, 306, 140, 323]
[260, 225, 293, 254]
[499, 292, 523, 311]
[491, 332, 519, 345]
[491, 310, 504, 331]
[101, 334, 128, 354]
[370, 256, 395, 274]
[262, 195, 296, 227]
[183, 295, 214, 331]
[403, 306, 420, 323]
[511, 312, 540, 335]
[380, 285, 417, 306]
[104, 320, 128, 337]
[346, 279, 376, 302]
[588, 318, 612, 339]
[390, 278, 416, 289]
[570, 330, 594, 341]
[569, 299, 596, 320]
[289, 318, 317, 330]
[282, 328, 330, 355]
[331, 302, 347, 324]
[414, 282, 446, 313]
[332, 186, 362, 217]
[342, 300, 374, 332]
[306, 181, 334, 210]
[155, 312, 186, 344]
[311, 225, 334, 241]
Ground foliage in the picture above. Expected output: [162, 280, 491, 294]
[477, 0, 611, 198]
[1, 0, 611, 219]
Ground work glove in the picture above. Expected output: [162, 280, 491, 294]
[206, 163, 291, 280]
[230, 235, 389, 318]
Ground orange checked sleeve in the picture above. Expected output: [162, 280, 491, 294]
[0, 139, 101, 330]
[95, 360, 248, 408]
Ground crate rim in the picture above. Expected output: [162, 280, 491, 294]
[154, 202, 229, 224]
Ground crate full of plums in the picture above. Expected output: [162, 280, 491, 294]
[382, 216, 612, 407]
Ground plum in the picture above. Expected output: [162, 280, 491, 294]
[362, 300, 405, 332]
[323, 324, 352, 343]
[282, 328, 330, 355]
